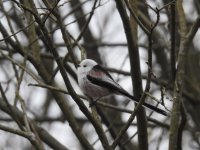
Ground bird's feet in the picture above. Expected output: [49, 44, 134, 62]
[89, 98, 100, 107]
[89, 100, 96, 107]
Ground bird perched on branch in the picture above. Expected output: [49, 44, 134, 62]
[77, 59, 167, 116]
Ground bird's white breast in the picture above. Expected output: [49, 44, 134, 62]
[78, 72, 111, 99]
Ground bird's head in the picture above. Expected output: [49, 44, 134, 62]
[77, 59, 97, 75]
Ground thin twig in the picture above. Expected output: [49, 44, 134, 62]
[41, 0, 61, 25]
[75, 0, 98, 43]
[0, 123, 34, 140]
[124, 0, 150, 34]
[0, 20, 36, 42]
[170, 0, 176, 81]
[0, 51, 41, 83]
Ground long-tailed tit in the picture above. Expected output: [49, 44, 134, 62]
[77, 59, 167, 116]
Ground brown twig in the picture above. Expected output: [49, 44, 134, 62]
[75, 0, 98, 43]
[124, 0, 149, 34]
[170, 0, 177, 82]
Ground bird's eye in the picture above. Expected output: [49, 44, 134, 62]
[83, 65, 87, 67]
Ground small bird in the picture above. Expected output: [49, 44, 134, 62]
[77, 59, 167, 116]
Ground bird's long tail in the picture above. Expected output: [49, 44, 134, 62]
[86, 73, 167, 116]
[119, 90, 168, 116]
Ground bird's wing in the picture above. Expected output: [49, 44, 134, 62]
[87, 65, 168, 116]
[87, 65, 130, 95]
[91, 65, 114, 80]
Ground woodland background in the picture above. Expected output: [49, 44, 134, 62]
[0, 0, 200, 150]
